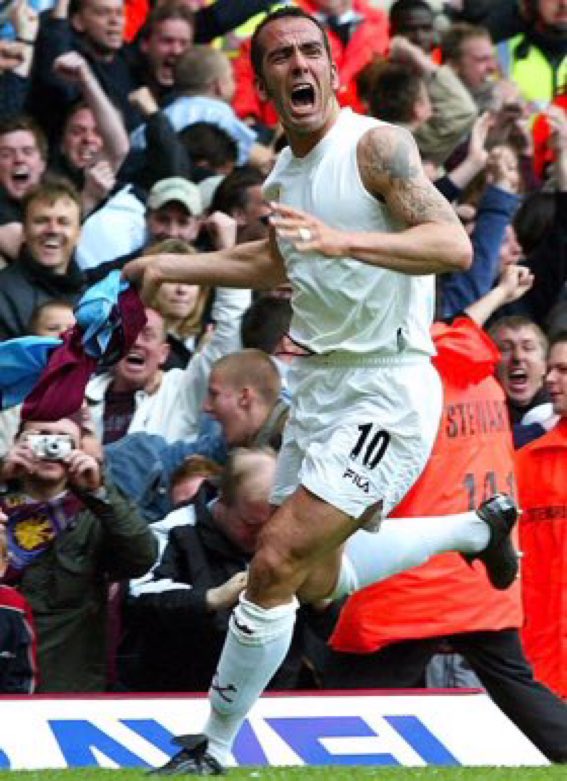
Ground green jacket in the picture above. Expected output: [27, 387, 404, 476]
[19, 484, 157, 693]
[497, 35, 567, 106]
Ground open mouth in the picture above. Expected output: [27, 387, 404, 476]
[43, 237, 61, 250]
[507, 368, 528, 392]
[161, 57, 177, 79]
[77, 148, 96, 165]
[125, 351, 146, 367]
[105, 30, 123, 45]
[12, 169, 30, 186]
[291, 84, 315, 109]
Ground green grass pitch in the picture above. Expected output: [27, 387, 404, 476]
[0, 767, 563, 781]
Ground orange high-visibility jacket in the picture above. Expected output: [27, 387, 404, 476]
[331, 317, 522, 654]
[515, 419, 567, 698]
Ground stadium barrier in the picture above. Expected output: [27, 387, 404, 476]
[0, 690, 549, 768]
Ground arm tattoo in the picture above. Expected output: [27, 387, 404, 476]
[358, 127, 459, 226]
[359, 126, 419, 184]
[390, 137, 420, 181]
[391, 177, 460, 226]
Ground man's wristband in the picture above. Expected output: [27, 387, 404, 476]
[15, 36, 35, 45]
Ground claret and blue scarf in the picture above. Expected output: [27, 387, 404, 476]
[0, 272, 146, 578]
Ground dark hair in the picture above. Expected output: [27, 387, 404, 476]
[521, 0, 540, 25]
[546, 300, 567, 340]
[389, 0, 434, 26]
[250, 6, 331, 79]
[27, 299, 75, 335]
[209, 165, 265, 216]
[241, 296, 292, 355]
[513, 191, 556, 255]
[366, 61, 425, 124]
[179, 122, 238, 170]
[22, 176, 82, 221]
[138, 1, 194, 41]
[61, 99, 93, 134]
[0, 115, 49, 162]
[548, 328, 567, 351]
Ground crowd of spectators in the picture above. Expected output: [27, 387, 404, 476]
[0, 0, 565, 763]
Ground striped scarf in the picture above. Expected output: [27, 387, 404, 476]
[1, 491, 83, 576]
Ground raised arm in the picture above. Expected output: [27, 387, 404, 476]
[465, 264, 533, 327]
[122, 234, 287, 303]
[270, 124, 472, 275]
[10, 0, 39, 79]
[53, 51, 129, 172]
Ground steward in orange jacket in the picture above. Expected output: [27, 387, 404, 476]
[515, 418, 567, 698]
[327, 316, 567, 764]
[232, 0, 389, 128]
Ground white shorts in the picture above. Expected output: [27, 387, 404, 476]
[271, 353, 442, 526]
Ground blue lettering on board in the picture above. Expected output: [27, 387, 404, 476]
[385, 716, 459, 765]
[50, 720, 150, 767]
[48, 714, 459, 768]
[264, 716, 398, 765]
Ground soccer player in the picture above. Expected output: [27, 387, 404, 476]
[123, 8, 518, 774]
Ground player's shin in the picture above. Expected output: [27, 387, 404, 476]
[331, 511, 491, 599]
[204, 593, 299, 764]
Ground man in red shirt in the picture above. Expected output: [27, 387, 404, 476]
[515, 331, 567, 701]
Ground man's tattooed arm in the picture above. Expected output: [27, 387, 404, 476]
[357, 125, 460, 227]
[314, 123, 473, 275]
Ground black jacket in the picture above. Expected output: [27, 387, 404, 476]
[27, 15, 142, 142]
[119, 489, 317, 692]
[0, 248, 85, 340]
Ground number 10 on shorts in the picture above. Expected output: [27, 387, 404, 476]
[350, 423, 391, 469]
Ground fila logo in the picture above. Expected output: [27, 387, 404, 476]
[342, 467, 370, 493]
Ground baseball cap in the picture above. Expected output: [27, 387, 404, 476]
[147, 177, 203, 216]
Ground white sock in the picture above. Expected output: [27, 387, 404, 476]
[332, 510, 490, 599]
[204, 594, 298, 765]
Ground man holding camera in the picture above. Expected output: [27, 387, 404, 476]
[0, 415, 156, 692]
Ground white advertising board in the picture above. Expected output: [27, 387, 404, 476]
[0, 691, 549, 769]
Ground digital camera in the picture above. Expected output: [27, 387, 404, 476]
[26, 434, 74, 461]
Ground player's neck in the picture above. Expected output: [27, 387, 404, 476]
[287, 103, 341, 158]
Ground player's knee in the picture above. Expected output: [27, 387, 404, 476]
[248, 540, 300, 600]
